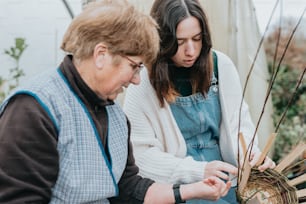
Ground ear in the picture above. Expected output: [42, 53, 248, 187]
[93, 43, 107, 69]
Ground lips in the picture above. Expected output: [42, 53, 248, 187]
[183, 59, 195, 66]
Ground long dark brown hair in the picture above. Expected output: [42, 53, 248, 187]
[150, 0, 213, 107]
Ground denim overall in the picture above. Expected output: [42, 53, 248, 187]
[169, 53, 238, 204]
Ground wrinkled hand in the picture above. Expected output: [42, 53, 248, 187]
[185, 176, 231, 201]
[204, 161, 238, 180]
[144, 177, 231, 203]
[249, 152, 276, 172]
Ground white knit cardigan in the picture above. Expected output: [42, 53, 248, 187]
[123, 51, 260, 185]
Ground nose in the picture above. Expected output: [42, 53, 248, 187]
[185, 40, 196, 56]
[130, 73, 141, 85]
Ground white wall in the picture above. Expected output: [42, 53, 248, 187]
[0, 0, 81, 84]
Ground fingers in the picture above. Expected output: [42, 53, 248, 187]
[205, 161, 238, 179]
[220, 162, 238, 176]
[249, 152, 260, 167]
[258, 156, 276, 172]
[203, 176, 218, 186]
[221, 181, 231, 197]
[203, 176, 231, 198]
[248, 152, 276, 171]
[215, 170, 230, 180]
[249, 152, 276, 171]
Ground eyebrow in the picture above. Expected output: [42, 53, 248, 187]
[177, 32, 202, 40]
[123, 55, 143, 69]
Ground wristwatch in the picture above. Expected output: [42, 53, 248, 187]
[173, 184, 186, 203]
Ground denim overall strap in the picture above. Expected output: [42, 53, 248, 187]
[169, 53, 238, 204]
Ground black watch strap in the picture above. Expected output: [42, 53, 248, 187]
[173, 184, 186, 203]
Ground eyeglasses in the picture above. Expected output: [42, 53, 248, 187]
[120, 55, 144, 76]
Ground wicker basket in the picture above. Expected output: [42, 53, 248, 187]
[237, 168, 298, 204]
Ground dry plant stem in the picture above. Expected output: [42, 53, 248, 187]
[282, 158, 305, 176]
[236, 0, 280, 172]
[239, 132, 248, 156]
[234, 3, 305, 202]
[250, 10, 305, 154]
[246, 196, 260, 204]
[238, 132, 252, 195]
[247, 8, 306, 158]
[270, 2, 283, 75]
[275, 142, 306, 173]
[288, 174, 306, 186]
[238, 133, 248, 183]
[275, 67, 306, 132]
[238, 161, 251, 196]
[297, 189, 306, 199]
[255, 133, 277, 166]
[268, 7, 306, 130]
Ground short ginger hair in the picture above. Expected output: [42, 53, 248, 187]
[61, 0, 160, 66]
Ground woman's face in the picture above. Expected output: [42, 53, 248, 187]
[94, 53, 143, 101]
[171, 16, 202, 68]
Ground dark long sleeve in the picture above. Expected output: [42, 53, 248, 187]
[0, 94, 58, 203]
[109, 121, 154, 204]
[0, 55, 154, 203]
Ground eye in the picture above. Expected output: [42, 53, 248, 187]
[130, 64, 139, 70]
[193, 35, 202, 41]
[177, 40, 184, 46]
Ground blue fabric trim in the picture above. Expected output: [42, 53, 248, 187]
[56, 68, 119, 194]
[13, 91, 59, 134]
[105, 112, 118, 195]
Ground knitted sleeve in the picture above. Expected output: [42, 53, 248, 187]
[123, 68, 207, 184]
